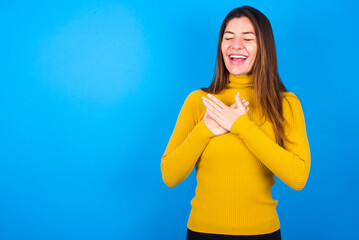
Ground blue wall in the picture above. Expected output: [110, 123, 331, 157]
[1, 0, 358, 239]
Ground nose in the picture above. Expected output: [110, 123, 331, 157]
[231, 38, 244, 50]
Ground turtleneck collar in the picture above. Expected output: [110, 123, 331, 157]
[227, 73, 254, 89]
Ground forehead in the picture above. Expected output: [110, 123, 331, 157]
[224, 17, 255, 34]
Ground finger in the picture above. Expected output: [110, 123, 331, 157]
[206, 108, 222, 123]
[202, 97, 223, 116]
[235, 92, 242, 104]
[231, 102, 242, 109]
[203, 100, 222, 118]
[206, 94, 228, 109]
[235, 92, 245, 109]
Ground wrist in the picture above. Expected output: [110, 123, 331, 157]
[230, 113, 250, 135]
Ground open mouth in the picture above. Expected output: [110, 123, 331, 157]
[229, 54, 248, 64]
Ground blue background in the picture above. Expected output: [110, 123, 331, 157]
[1, 0, 358, 239]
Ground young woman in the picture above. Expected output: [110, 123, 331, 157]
[161, 5, 311, 240]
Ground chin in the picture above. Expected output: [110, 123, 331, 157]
[228, 69, 249, 76]
[226, 63, 254, 75]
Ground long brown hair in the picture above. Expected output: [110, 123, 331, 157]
[200, 6, 292, 146]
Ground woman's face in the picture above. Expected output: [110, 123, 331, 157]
[221, 17, 258, 75]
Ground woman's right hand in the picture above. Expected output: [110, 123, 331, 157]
[203, 99, 249, 136]
[203, 110, 228, 136]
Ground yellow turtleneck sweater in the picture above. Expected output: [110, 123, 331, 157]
[160, 74, 311, 235]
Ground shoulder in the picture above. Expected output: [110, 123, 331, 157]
[184, 89, 207, 103]
[281, 91, 299, 100]
[281, 91, 305, 121]
[191, 89, 208, 97]
[179, 90, 207, 123]
[281, 91, 302, 108]
[180, 90, 205, 112]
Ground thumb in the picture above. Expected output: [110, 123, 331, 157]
[235, 92, 242, 105]
[235, 92, 246, 110]
[230, 103, 237, 109]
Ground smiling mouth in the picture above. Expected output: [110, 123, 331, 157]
[229, 55, 247, 60]
[228, 54, 248, 64]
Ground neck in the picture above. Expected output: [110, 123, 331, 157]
[227, 73, 254, 89]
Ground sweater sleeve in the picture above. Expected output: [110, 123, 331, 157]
[161, 91, 216, 188]
[230, 92, 311, 191]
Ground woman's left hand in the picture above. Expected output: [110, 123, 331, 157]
[202, 92, 249, 131]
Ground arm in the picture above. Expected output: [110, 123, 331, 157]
[161, 91, 215, 188]
[230, 93, 311, 191]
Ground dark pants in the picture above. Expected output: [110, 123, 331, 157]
[186, 228, 281, 240]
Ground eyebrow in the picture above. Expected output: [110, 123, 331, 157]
[224, 31, 255, 35]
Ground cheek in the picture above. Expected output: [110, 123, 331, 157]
[247, 45, 257, 55]
[221, 50, 227, 64]
[221, 44, 226, 57]
[221, 43, 230, 60]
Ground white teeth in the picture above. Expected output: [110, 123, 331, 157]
[230, 55, 247, 59]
